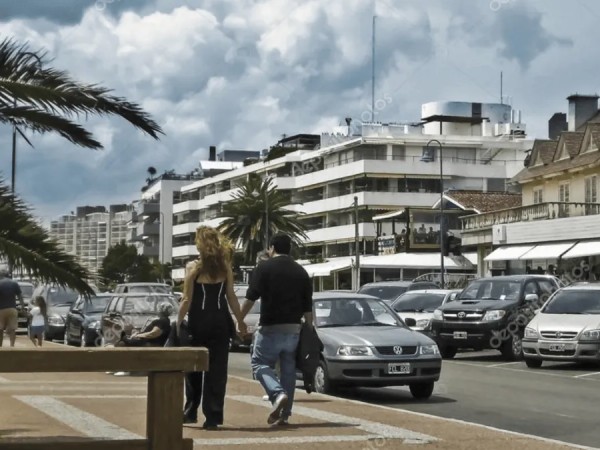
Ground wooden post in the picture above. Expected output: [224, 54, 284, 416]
[147, 372, 184, 450]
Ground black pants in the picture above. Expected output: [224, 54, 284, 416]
[184, 329, 230, 424]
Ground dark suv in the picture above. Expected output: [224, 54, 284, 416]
[358, 280, 440, 304]
[430, 275, 561, 361]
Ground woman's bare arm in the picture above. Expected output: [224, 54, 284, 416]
[225, 267, 247, 335]
[177, 261, 196, 328]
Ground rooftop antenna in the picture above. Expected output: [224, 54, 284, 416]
[500, 71, 503, 104]
[371, 15, 376, 121]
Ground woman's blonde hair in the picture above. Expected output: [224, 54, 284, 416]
[194, 226, 233, 280]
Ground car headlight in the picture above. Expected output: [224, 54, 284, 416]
[416, 319, 431, 329]
[524, 327, 539, 339]
[88, 321, 101, 330]
[433, 309, 443, 320]
[420, 344, 440, 355]
[47, 315, 64, 326]
[337, 345, 373, 356]
[580, 329, 600, 341]
[483, 310, 506, 322]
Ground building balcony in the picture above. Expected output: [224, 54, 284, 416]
[304, 223, 376, 244]
[461, 202, 600, 233]
[172, 245, 198, 258]
[136, 202, 160, 216]
[136, 222, 160, 237]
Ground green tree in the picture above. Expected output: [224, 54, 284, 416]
[98, 242, 158, 288]
[0, 38, 162, 290]
[0, 180, 94, 295]
[218, 175, 307, 265]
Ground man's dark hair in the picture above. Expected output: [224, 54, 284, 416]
[270, 233, 292, 255]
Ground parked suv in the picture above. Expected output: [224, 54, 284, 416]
[523, 284, 600, 368]
[430, 275, 561, 360]
[358, 281, 440, 304]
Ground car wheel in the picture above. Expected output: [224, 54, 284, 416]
[524, 357, 542, 368]
[440, 346, 457, 359]
[409, 382, 435, 400]
[314, 361, 335, 395]
[500, 334, 523, 361]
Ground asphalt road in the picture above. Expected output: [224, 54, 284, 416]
[228, 348, 600, 449]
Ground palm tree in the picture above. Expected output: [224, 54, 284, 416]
[0, 180, 95, 295]
[0, 38, 162, 148]
[0, 37, 163, 292]
[218, 175, 307, 265]
[146, 166, 157, 184]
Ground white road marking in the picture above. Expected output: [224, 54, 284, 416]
[52, 395, 146, 399]
[223, 395, 436, 445]
[193, 435, 383, 446]
[447, 360, 600, 381]
[0, 375, 10, 383]
[15, 395, 142, 440]
[574, 371, 600, 378]
[486, 362, 523, 367]
[229, 375, 600, 450]
[1, 380, 143, 385]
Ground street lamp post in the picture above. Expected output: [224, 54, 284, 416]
[422, 139, 445, 288]
[354, 196, 360, 291]
[157, 211, 165, 265]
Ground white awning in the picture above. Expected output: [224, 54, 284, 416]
[463, 252, 478, 266]
[562, 240, 600, 259]
[302, 257, 353, 277]
[484, 245, 535, 261]
[518, 242, 576, 260]
[372, 210, 405, 221]
[360, 253, 466, 270]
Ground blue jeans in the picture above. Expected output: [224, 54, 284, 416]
[251, 329, 300, 419]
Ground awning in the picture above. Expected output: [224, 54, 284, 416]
[302, 257, 353, 277]
[372, 210, 405, 221]
[562, 240, 600, 259]
[518, 242, 576, 260]
[463, 252, 478, 266]
[360, 253, 467, 270]
[484, 245, 535, 261]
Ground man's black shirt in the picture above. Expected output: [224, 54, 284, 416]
[246, 255, 312, 326]
[143, 317, 171, 346]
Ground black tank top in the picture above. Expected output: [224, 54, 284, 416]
[188, 281, 232, 337]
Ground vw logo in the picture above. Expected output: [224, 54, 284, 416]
[393, 346, 403, 355]
[457, 312, 466, 319]
[556, 332, 562, 338]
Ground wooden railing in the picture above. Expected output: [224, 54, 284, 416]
[0, 347, 208, 450]
[461, 202, 600, 232]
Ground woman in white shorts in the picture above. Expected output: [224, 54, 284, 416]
[28, 296, 48, 347]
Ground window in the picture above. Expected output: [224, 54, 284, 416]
[585, 175, 598, 204]
[533, 188, 543, 205]
[559, 183, 570, 216]
[391, 145, 405, 160]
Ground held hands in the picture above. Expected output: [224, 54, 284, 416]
[236, 320, 249, 339]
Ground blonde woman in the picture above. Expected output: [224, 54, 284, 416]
[177, 226, 246, 429]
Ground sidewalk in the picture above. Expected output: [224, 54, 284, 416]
[0, 340, 595, 449]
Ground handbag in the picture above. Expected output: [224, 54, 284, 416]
[164, 319, 190, 347]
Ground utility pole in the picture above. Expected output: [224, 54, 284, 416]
[354, 196, 360, 290]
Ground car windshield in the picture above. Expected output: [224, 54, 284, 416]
[457, 280, 521, 301]
[86, 296, 111, 314]
[314, 297, 400, 328]
[47, 287, 79, 305]
[19, 285, 33, 298]
[542, 290, 600, 314]
[123, 295, 179, 314]
[127, 285, 171, 294]
[358, 285, 408, 301]
[392, 292, 446, 312]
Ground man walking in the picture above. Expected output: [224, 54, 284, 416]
[0, 268, 25, 347]
[241, 234, 313, 425]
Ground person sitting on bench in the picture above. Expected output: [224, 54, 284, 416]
[117, 302, 173, 347]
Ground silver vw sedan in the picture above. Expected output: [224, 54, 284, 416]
[523, 284, 600, 368]
[312, 292, 442, 399]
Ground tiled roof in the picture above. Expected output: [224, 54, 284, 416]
[512, 148, 600, 183]
[444, 190, 522, 213]
[555, 132, 584, 159]
[531, 139, 558, 166]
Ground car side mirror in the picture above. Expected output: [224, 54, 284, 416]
[404, 318, 417, 327]
[524, 294, 538, 303]
[448, 293, 458, 302]
[534, 309, 541, 315]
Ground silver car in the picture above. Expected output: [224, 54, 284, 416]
[390, 289, 460, 335]
[523, 284, 600, 368]
[313, 292, 442, 399]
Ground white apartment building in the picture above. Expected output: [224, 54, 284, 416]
[170, 100, 534, 281]
[49, 205, 133, 281]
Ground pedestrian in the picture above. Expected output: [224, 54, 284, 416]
[0, 268, 25, 347]
[177, 226, 247, 429]
[240, 233, 314, 426]
[28, 296, 48, 347]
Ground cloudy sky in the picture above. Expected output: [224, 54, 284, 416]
[1, 0, 598, 222]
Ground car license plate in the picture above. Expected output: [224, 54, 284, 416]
[549, 344, 567, 352]
[453, 331, 468, 339]
[387, 363, 411, 374]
